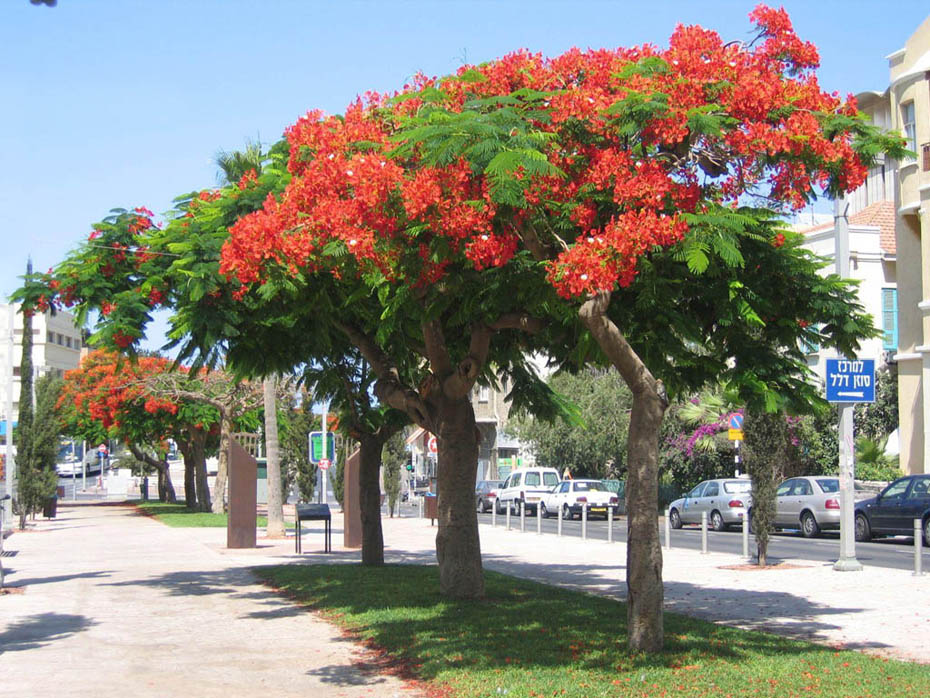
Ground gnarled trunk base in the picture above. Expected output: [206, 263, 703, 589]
[358, 435, 385, 565]
[435, 396, 484, 599]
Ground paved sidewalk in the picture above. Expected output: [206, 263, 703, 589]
[0, 505, 420, 698]
[2, 503, 927, 698]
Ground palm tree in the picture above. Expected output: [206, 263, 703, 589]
[214, 140, 286, 537]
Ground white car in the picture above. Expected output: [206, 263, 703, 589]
[539, 479, 619, 520]
[495, 467, 561, 515]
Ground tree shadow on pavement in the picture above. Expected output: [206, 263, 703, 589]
[0, 613, 96, 653]
[3, 570, 112, 588]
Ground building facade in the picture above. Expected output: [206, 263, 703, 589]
[0, 303, 84, 433]
[887, 16, 930, 476]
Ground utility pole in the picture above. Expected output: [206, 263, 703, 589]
[833, 196, 863, 572]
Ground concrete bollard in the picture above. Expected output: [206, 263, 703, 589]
[742, 515, 750, 559]
[418, 496, 425, 519]
[665, 508, 671, 550]
[557, 503, 563, 537]
[607, 506, 614, 543]
[520, 501, 526, 532]
[506, 503, 512, 531]
[701, 511, 708, 554]
[581, 503, 588, 540]
[537, 505, 542, 535]
[915, 519, 924, 577]
[491, 501, 497, 527]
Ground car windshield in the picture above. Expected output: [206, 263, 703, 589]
[723, 481, 752, 494]
[816, 478, 839, 493]
[574, 481, 607, 492]
[543, 472, 559, 486]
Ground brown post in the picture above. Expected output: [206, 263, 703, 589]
[227, 438, 257, 549]
[343, 448, 362, 548]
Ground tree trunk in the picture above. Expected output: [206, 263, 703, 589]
[625, 388, 666, 651]
[358, 434, 385, 565]
[192, 431, 211, 513]
[580, 292, 665, 651]
[179, 432, 211, 511]
[435, 394, 484, 599]
[128, 444, 176, 503]
[183, 452, 196, 510]
[263, 377, 285, 538]
[212, 413, 232, 514]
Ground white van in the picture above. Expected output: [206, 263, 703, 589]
[495, 467, 561, 515]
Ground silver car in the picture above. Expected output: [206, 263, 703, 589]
[774, 476, 840, 538]
[668, 478, 752, 531]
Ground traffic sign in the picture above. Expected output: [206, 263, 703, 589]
[427, 435, 437, 454]
[825, 358, 875, 403]
[309, 432, 336, 463]
[318, 458, 331, 471]
[728, 414, 744, 430]
[728, 428, 744, 441]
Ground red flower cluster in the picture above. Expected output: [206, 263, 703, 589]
[221, 5, 871, 301]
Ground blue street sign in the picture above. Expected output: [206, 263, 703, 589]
[309, 432, 336, 464]
[728, 413, 744, 430]
[825, 358, 875, 403]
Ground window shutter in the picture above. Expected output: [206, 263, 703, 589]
[882, 288, 897, 350]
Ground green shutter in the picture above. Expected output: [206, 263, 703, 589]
[882, 288, 898, 350]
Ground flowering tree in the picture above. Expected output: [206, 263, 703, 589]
[220, 6, 902, 648]
[59, 350, 189, 502]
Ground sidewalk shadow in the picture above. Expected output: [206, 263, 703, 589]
[0, 613, 96, 653]
[3, 570, 112, 588]
[475, 552, 889, 654]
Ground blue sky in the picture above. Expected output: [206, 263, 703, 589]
[2, 1, 928, 349]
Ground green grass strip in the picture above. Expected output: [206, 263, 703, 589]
[255, 564, 930, 698]
[135, 501, 270, 528]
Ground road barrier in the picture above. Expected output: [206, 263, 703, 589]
[665, 508, 671, 550]
[491, 502, 496, 527]
[581, 503, 588, 540]
[701, 511, 708, 554]
[915, 519, 924, 577]
[520, 501, 526, 532]
[607, 506, 614, 543]
[537, 506, 542, 535]
[742, 516, 750, 559]
[506, 504, 512, 531]
[557, 504, 563, 537]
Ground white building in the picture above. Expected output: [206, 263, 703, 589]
[1, 303, 84, 433]
[795, 200, 898, 376]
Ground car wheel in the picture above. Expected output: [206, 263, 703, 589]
[855, 513, 872, 542]
[923, 517, 930, 548]
[539, 502, 549, 519]
[669, 508, 682, 529]
[512, 499, 523, 516]
[710, 510, 726, 532]
[496, 498, 504, 515]
[476, 497, 484, 513]
[800, 511, 820, 538]
[562, 503, 572, 521]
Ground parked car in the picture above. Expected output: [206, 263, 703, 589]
[773, 476, 840, 538]
[539, 479, 619, 520]
[855, 474, 930, 546]
[668, 478, 752, 531]
[495, 467, 561, 515]
[475, 480, 503, 513]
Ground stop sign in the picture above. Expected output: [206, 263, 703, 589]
[318, 459, 331, 471]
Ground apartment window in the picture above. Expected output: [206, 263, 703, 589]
[56, 333, 63, 345]
[47, 330, 54, 342]
[882, 287, 898, 350]
[13, 366, 20, 376]
[65, 336, 72, 348]
[478, 385, 490, 403]
[902, 102, 916, 153]
[74, 337, 81, 349]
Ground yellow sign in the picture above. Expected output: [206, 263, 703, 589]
[728, 429, 744, 441]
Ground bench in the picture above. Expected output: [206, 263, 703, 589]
[295, 503, 332, 554]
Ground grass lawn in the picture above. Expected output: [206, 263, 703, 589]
[135, 501, 273, 528]
[255, 564, 930, 698]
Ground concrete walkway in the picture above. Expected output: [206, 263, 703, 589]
[2, 502, 928, 698]
[0, 505, 419, 698]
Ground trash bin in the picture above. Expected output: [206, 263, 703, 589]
[43, 495, 58, 519]
[425, 492, 438, 523]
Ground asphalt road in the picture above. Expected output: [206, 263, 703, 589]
[475, 509, 929, 572]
